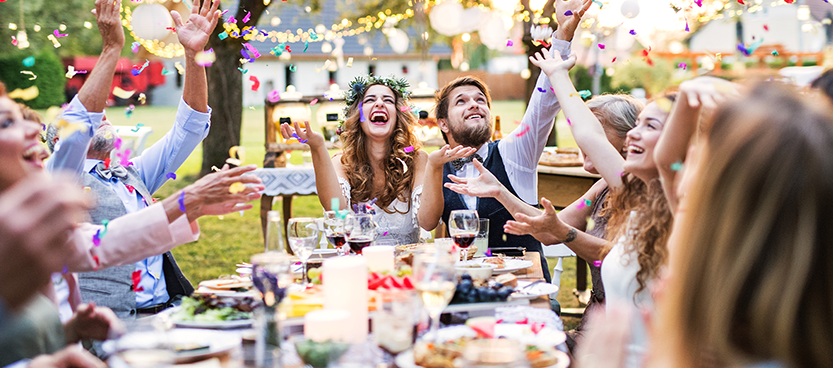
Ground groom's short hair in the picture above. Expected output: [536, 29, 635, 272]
[434, 76, 492, 143]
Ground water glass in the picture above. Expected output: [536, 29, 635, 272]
[474, 218, 489, 257]
[449, 210, 479, 262]
[320, 211, 347, 256]
[287, 217, 320, 287]
[344, 213, 376, 255]
[373, 289, 417, 365]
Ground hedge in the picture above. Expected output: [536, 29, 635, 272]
[0, 49, 66, 109]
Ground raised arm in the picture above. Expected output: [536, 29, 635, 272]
[47, 0, 124, 174]
[171, 0, 220, 113]
[529, 53, 625, 189]
[418, 145, 476, 230]
[655, 76, 739, 211]
[281, 122, 347, 210]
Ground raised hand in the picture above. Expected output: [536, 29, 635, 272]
[678, 76, 742, 110]
[504, 197, 566, 245]
[281, 121, 326, 149]
[92, 0, 125, 50]
[186, 164, 264, 211]
[444, 159, 503, 198]
[554, 0, 592, 41]
[529, 51, 576, 78]
[197, 164, 265, 216]
[172, 0, 221, 55]
[428, 144, 477, 169]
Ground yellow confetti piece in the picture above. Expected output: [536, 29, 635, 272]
[65, 66, 78, 78]
[347, 57, 354, 68]
[8, 85, 39, 101]
[315, 60, 331, 73]
[54, 119, 88, 138]
[229, 182, 246, 194]
[656, 97, 673, 113]
[138, 93, 147, 104]
[47, 34, 61, 48]
[175, 62, 185, 75]
[112, 86, 135, 99]
[194, 50, 216, 66]
[211, 165, 221, 172]
[104, 131, 112, 139]
[84, 187, 92, 193]
[20, 71, 36, 80]
[226, 146, 245, 166]
[586, 217, 596, 231]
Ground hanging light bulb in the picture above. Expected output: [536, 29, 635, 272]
[84, 21, 93, 29]
[16, 30, 29, 49]
[33, 24, 41, 32]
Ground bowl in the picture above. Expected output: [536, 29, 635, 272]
[455, 261, 497, 281]
[291, 337, 350, 368]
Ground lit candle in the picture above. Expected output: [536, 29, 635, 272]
[304, 309, 351, 342]
[363, 246, 394, 273]
[323, 256, 368, 342]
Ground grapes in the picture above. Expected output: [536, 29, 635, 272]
[451, 277, 515, 304]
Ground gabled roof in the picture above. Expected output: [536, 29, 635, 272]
[225, 0, 451, 57]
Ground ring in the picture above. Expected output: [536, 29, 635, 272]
[445, 152, 450, 157]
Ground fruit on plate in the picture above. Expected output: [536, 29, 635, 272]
[367, 272, 414, 290]
[466, 317, 496, 338]
[450, 274, 514, 304]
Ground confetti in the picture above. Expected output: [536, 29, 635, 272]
[537, 87, 546, 93]
[249, 75, 260, 91]
[291, 133, 308, 144]
[178, 191, 186, 212]
[242, 11, 251, 23]
[289, 64, 297, 72]
[567, 118, 572, 126]
[304, 40, 309, 52]
[685, 17, 690, 32]
[8, 85, 39, 101]
[238, 67, 247, 74]
[612, 57, 617, 62]
[195, 49, 216, 67]
[211, 166, 221, 172]
[771, 50, 779, 56]
[670, 161, 683, 171]
[242, 42, 261, 59]
[629, 29, 636, 35]
[138, 93, 146, 104]
[737, 39, 763, 56]
[20, 71, 36, 80]
[125, 104, 135, 118]
[22, 56, 35, 67]
[586, 217, 596, 231]
[47, 34, 61, 48]
[53, 29, 68, 38]
[591, 0, 603, 8]
[132, 270, 144, 292]
[93, 229, 102, 247]
[347, 57, 354, 67]
[310, 98, 319, 105]
[578, 90, 592, 99]
[161, 68, 173, 75]
[316, 60, 331, 73]
[218, 31, 229, 40]
[359, 102, 366, 122]
[93, 255, 100, 270]
[506, 40, 513, 47]
[11, 35, 17, 46]
[125, 184, 135, 193]
[694, 0, 703, 6]
[592, 260, 602, 267]
[103, 158, 111, 169]
[267, 90, 281, 103]
[763, 25, 769, 31]
[396, 157, 408, 173]
[515, 123, 530, 138]
[63, 264, 68, 274]
[166, 172, 177, 180]
[678, 62, 687, 70]
[226, 146, 245, 166]
[175, 62, 185, 75]
[404, 146, 415, 153]
[131, 123, 144, 132]
[113, 87, 135, 99]
[229, 182, 246, 194]
[131, 60, 150, 76]
[576, 198, 592, 209]
[564, 10, 573, 16]
[737, 0, 744, 4]
[131, 41, 140, 53]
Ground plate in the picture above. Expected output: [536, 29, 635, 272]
[510, 281, 559, 300]
[163, 306, 253, 329]
[195, 287, 258, 297]
[395, 348, 570, 368]
[312, 249, 338, 258]
[475, 258, 534, 274]
[103, 328, 242, 363]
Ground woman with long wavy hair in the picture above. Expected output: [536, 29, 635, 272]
[282, 75, 474, 244]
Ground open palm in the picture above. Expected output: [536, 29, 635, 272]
[529, 50, 577, 77]
[554, 0, 591, 41]
[172, 0, 221, 54]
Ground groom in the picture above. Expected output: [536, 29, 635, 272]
[424, 0, 591, 282]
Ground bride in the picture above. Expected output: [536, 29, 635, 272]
[281, 75, 474, 245]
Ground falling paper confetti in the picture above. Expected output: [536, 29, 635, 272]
[578, 90, 592, 99]
[396, 157, 408, 173]
[166, 172, 177, 180]
[20, 71, 36, 80]
[629, 29, 636, 35]
[537, 87, 546, 93]
[249, 75, 260, 91]
[226, 146, 245, 166]
[161, 68, 173, 75]
[506, 40, 514, 47]
[515, 124, 530, 138]
[229, 182, 246, 194]
[598, 43, 605, 49]
[359, 102, 366, 122]
[131, 123, 144, 132]
[242, 11, 252, 23]
[404, 146, 415, 153]
[763, 25, 769, 31]
[53, 29, 68, 38]
[310, 98, 319, 105]
[195, 50, 216, 67]
[178, 191, 186, 212]
[304, 40, 309, 52]
[289, 64, 297, 72]
[22, 56, 35, 67]
[113, 87, 135, 99]
[347, 57, 354, 67]
[218, 31, 229, 40]
[316, 60, 332, 73]
[125, 104, 135, 118]
[131, 60, 150, 76]
[92, 229, 102, 247]
[8, 86, 39, 101]
[771, 50, 779, 56]
[175, 62, 185, 75]
[612, 57, 617, 62]
[670, 161, 683, 171]
[47, 34, 61, 48]
[678, 62, 687, 70]
[138, 93, 146, 104]
[564, 10, 573, 16]
[267, 90, 281, 103]
[131, 41, 140, 53]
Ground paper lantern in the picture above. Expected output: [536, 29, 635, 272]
[429, 0, 464, 36]
[620, 0, 640, 19]
[458, 6, 487, 33]
[131, 4, 173, 41]
[387, 28, 410, 54]
[478, 11, 510, 50]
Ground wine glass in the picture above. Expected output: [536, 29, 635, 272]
[412, 251, 457, 343]
[373, 289, 417, 366]
[448, 210, 479, 262]
[287, 217, 320, 287]
[320, 211, 347, 256]
[344, 213, 376, 255]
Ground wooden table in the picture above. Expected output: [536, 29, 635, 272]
[537, 165, 600, 294]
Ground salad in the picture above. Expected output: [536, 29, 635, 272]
[171, 293, 258, 322]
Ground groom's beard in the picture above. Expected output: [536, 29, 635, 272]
[448, 120, 492, 148]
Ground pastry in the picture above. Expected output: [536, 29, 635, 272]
[495, 273, 518, 288]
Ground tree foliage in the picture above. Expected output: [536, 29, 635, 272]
[0, 49, 67, 108]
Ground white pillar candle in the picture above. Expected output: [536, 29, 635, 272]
[304, 309, 351, 342]
[323, 256, 368, 343]
[363, 246, 394, 273]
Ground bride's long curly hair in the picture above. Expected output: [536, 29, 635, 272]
[339, 83, 421, 214]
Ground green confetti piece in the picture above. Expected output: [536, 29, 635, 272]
[670, 161, 683, 171]
[331, 197, 339, 211]
[771, 50, 779, 56]
[578, 90, 592, 99]
[304, 40, 309, 52]
[218, 31, 229, 40]
[238, 67, 247, 73]
[289, 64, 297, 72]
[584, 198, 592, 207]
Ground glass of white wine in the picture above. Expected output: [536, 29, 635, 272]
[287, 217, 320, 287]
[412, 251, 457, 342]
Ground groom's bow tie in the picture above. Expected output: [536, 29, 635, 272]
[450, 153, 484, 171]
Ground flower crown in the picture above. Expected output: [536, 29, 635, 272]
[336, 75, 412, 135]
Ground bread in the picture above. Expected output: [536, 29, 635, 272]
[482, 257, 506, 269]
[495, 273, 517, 288]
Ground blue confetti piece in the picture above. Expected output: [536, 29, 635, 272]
[537, 87, 546, 93]
[179, 191, 186, 212]
[629, 29, 636, 35]
[564, 10, 573, 16]
[166, 172, 176, 180]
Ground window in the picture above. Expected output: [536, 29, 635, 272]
[368, 64, 376, 76]
[285, 65, 294, 90]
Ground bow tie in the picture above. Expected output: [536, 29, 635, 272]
[451, 153, 484, 171]
[94, 162, 128, 180]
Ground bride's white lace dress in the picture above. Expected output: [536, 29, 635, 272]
[338, 177, 422, 245]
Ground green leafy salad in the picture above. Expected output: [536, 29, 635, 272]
[171, 293, 258, 322]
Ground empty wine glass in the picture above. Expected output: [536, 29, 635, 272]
[320, 211, 347, 256]
[373, 289, 417, 366]
[449, 210, 479, 262]
[412, 251, 457, 343]
[287, 217, 320, 287]
[344, 213, 376, 255]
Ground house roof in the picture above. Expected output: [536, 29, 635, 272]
[224, 0, 452, 58]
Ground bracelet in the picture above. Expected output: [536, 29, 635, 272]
[562, 228, 578, 243]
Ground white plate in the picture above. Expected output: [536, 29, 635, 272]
[164, 306, 253, 329]
[312, 249, 338, 258]
[475, 258, 534, 274]
[510, 281, 559, 300]
[395, 349, 570, 368]
[103, 328, 241, 363]
[194, 287, 258, 297]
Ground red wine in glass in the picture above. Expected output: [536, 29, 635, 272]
[453, 234, 476, 248]
[348, 236, 373, 254]
[327, 234, 346, 249]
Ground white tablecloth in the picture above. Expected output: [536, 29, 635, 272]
[250, 166, 317, 196]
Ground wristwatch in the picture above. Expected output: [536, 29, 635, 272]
[562, 228, 578, 243]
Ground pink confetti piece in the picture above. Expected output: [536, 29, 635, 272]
[131, 42, 140, 53]
[400, 106, 409, 112]
[268, 90, 281, 103]
[242, 42, 261, 59]
[11, 36, 17, 46]
[404, 145, 414, 153]
[592, 260, 602, 267]
[598, 44, 605, 49]
[166, 172, 176, 180]
[678, 62, 687, 70]
[695, 0, 703, 6]
[310, 98, 318, 105]
[566, 118, 572, 126]
[515, 124, 530, 138]
[242, 11, 251, 23]
[53, 29, 68, 38]
[506, 40, 513, 46]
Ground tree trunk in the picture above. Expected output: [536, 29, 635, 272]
[200, 0, 270, 176]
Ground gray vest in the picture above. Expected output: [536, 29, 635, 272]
[77, 166, 193, 319]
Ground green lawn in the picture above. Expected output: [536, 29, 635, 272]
[55, 101, 587, 323]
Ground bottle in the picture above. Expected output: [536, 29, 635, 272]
[265, 210, 287, 253]
[492, 116, 504, 141]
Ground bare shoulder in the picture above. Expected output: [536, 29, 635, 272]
[412, 150, 429, 184]
[331, 152, 346, 178]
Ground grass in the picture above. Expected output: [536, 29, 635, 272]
[52, 101, 587, 324]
